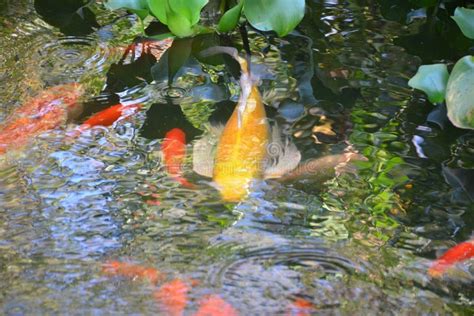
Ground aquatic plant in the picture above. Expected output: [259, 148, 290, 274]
[408, 6, 474, 129]
[104, 0, 306, 37]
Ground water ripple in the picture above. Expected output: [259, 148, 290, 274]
[36, 36, 113, 83]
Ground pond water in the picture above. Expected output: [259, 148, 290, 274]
[0, 0, 473, 314]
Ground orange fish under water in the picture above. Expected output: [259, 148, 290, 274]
[428, 239, 474, 277]
[194, 295, 238, 316]
[77, 103, 142, 132]
[162, 128, 194, 188]
[0, 83, 83, 154]
[154, 279, 189, 316]
[102, 261, 164, 285]
[286, 298, 314, 316]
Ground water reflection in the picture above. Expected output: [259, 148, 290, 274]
[0, 0, 473, 314]
[38, 36, 111, 84]
[34, 0, 99, 36]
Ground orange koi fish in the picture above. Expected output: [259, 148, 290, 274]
[77, 103, 142, 132]
[154, 279, 189, 316]
[193, 47, 301, 201]
[102, 261, 164, 284]
[0, 83, 83, 154]
[162, 128, 194, 188]
[428, 239, 474, 277]
[194, 295, 238, 316]
[286, 298, 314, 316]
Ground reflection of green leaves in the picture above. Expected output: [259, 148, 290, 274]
[218, 1, 244, 33]
[408, 64, 449, 103]
[105, 0, 149, 20]
[446, 55, 474, 129]
[167, 38, 193, 83]
[243, 0, 305, 37]
[452, 7, 474, 40]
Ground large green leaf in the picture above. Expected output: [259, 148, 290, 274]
[408, 64, 449, 103]
[243, 0, 305, 37]
[445, 55, 474, 129]
[147, 0, 169, 24]
[217, 1, 243, 33]
[147, 0, 205, 36]
[452, 7, 474, 40]
[168, 0, 208, 25]
[105, 0, 149, 20]
[166, 9, 194, 37]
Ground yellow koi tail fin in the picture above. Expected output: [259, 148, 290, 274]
[199, 46, 249, 75]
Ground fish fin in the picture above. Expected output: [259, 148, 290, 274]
[201, 46, 254, 128]
[263, 124, 301, 179]
[200, 46, 249, 76]
[192, 124, 224, 178]
[207, 123, 225, 138]
[200, 46, 239, 60]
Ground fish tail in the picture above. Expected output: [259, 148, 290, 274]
[200, 46, 254, 128]
[200, 46, 249, 75]
[199, 46, 239, 60]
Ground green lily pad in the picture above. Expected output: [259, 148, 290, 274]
[243, 0, 305, 37]
[408, 64, 449, 103]
[452, 7, 474, 39]
[217, 1, 244, 33]
[446, 55, 474, 129]
[105, 0, 149, 20]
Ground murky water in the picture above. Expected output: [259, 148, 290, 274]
[0, 0, 473, 314]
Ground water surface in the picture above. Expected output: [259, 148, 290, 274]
[0, 0, 473, 314]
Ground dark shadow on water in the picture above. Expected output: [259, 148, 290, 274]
[34, 0, 99, 36]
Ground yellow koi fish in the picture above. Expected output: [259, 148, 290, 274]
[193, 47, 301, 201]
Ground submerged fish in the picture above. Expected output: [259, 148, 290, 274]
[0, 83, 83, 154]
[102, 260, 164, 284]
[76, 103, 142, 132]
[194, 295, 238, 316]
[193, 47, 301, 201]
[162, 128, 194, 188]
[154, 279, 189, 316]
[277, 151, 366, 184]
[428, 239, 474, 277]
[286, 298, 314, 316]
